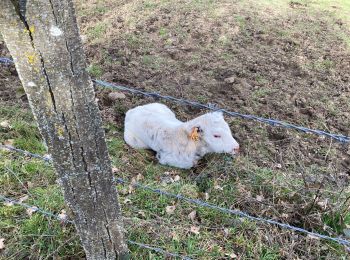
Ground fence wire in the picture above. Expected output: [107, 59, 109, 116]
[93, 79, 350, 143]
[1, 144, 349, 247]
[0, 57, 13, 65]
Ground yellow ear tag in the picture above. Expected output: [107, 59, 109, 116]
[190, 127, 200, 141]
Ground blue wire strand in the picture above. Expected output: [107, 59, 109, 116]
[0, 57, 13, 65]
[2, 145, 349, 247]
[0, 145, 51, 162]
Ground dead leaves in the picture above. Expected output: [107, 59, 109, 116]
[256, 194, 264, 202]
[161, 171, 181, 185]
[0, 121, 14, 148]
[165, 205, 176, 215]
[0, 120, 12, 129]
[2, 139, 14, 147]
[316, 199, 328, 209]
[26, 206, 39, 217]
[213, 180, 223, 191]
[188, 210, 197, 221]
[125, 174, 144, 194]
[190, 225, 200, 235]
[225, 252, 238, 258]
[136, 173, 144, 181]
[58, 210, 68, 222]
[18, 195, 29, 203]
[171, 231, 180, 241]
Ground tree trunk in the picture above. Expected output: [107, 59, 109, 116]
[0, 1, 129, 259]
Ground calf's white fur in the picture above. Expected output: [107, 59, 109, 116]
[124, 103, 239, 169]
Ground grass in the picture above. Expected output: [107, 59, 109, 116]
[2, 104, 348, 258]
[0, 107, 79, 258]
[87, 63, 103, 78]
[87, 22, 107, 41]
[142, 55, 166, 69]
[252, 87, 273, 99]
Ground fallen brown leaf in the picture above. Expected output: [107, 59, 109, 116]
[165, 205, 176, 215]
[136, 174, 144, 181]
[188, 210, 197, 221]
[173, 175, 181, 182]
[171, 231, 179, 241]
[190, 226, 200, 235]
[58, 209, 68, 221]
[18, 195, 29, 203]
[0, 120, 11, 129]
[26, 206, 38, 217]
[225, 252, 237, 258]
[256, 195, 264, 202]
[3, 139, 14, 147]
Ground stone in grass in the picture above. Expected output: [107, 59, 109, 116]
[224, 76, 235, 84]
[108, 92, 126, 101]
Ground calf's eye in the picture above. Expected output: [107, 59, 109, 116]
[213, 134, 221, 138]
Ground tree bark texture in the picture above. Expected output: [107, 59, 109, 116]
[0, 1, 129, 259]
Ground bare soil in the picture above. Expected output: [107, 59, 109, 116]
[78, 0, 350, 175]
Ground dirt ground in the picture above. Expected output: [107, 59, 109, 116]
[1, 0, 350, 258]
[77, 0, 350, 177]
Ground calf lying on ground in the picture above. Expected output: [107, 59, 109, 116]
[124, 103, 240, 169]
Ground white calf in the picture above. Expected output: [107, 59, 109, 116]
[124, 103, 239, 169]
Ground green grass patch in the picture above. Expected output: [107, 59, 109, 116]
[87, 22, 107, 39]
[87, 64, 103, 78]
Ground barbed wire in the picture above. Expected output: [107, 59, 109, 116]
[0, 194, 192, 260]
[0, 194, 63, 220]
[93, 79, 350, 143]
[127, 240, 192, 260]
[2, 145, 350, 247]
[0, 57, 349, 143]
[0, 145, 51, 162]
[115, 178, 350, 247]
[0, 57, 13, 65]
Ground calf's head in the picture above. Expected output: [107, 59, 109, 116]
[186, 112, 240, 155]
